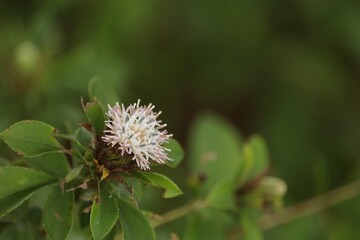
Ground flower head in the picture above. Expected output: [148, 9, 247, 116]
[102, 100, 172, 170]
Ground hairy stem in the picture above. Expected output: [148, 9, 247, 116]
[152, 200, 208, 227]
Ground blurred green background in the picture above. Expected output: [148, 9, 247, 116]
[1, 0, 359, 239]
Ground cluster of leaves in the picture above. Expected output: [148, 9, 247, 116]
[0, 80, 184, 240]
[0, 80, 286, 240]
[182, 113, 287, 239]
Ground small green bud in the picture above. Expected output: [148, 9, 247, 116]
[257, 176, 287, 198]
[242, 176, 287, 211]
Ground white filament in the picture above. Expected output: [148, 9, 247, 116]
[102, 100, 172, 170]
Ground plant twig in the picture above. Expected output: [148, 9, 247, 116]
[152, 200, 208, 228]
[153, 179, 360, 237]
[257, 179, 360, 230]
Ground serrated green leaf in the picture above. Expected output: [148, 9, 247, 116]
[44, 187, 74, 240]
[26, 152, 69, 179]
[0, 188, 37, 218]
[130, 171, 183, 198]
[84, 100, 106, 136]
[164, 138, 185, 168]
[187, 113, 243, 193]
[0, 167, 56, 199]
[206, 179, 235, 210]
[90, 186, 119, 240]
[117, 197, 155, 240]
[237, 135, 269, 186]
[0, 121, 63, 157]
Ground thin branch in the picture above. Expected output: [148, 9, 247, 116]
[257, 179, 360, 230]
[152, 179, 360, 238]
[152, 200, 208, 228]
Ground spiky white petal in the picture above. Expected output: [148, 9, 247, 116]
[102, 100, 172, 170]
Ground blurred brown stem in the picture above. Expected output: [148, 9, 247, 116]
[257, 179, 360, 230]
[154, 179, 360, 238]
[151, 200, 208, 228]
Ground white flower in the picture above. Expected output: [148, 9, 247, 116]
[102, 100, 172, 170]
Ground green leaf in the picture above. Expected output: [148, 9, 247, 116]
[74, 127, 93, 148]
[206, 179, 235, 210]
[90, 186, 119, 240]
[117, 197, 155, 240]
[103, 225, 117, 240]
[0, 188, 37, 218]
[64, 166, 83, 184]
[0, 222, 33, 240]
[0, 157, 10, 166]
[164, 138, 185, 168]
[0, 167, 56, 199]
[84, 100, 106, 136]
[183, 215, 226, 240]
[0, 121, 63, 157]
[88, 76, 119, 106]
[237, 135, 269, 186]
[240, 215, 264, 240]
[26, 152, 69, 179]
[72, 127, 94, 156]
[44, 187, 74, 240]
[187, 113, 243, 193]
[130, 171, 183, 198]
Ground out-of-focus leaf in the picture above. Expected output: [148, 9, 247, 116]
[264, 214, 325, 240]
[237, 135, 269, 186]
[28, 207, 43, 227]
[0, 222, 33, 240]
[84, 100, 105, 137]
[44, 187, 74, 240]
[130, 171, 183, 198]
[187, 113, 243, 193]
[0, 167, 56, 199]
[240, 215, 263, 240]
[88, 76, 120, 106]
[78, 202, 91, 229]
[0, 157, 10, 166]
[28, 207, 44, 240]
[26, 152, 69, 179]
[0, 121, 63, 157]
[74, 127, 93, 148]
[117, 197, 155, 240]
[164, 138, 185, 168]
[0, 188, 37, 218]
[206, 179, 235, 210]
[64, 166, 83, 184]
[90, 186, 118, 240]
[183, 215, 226, 240]
[103, 226, 116, 240]
[123, 177, 143, 201]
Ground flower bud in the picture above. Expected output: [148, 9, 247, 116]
[257, 176, 287, 198]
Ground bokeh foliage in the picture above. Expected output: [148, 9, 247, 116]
[1, 0, 360, 239]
